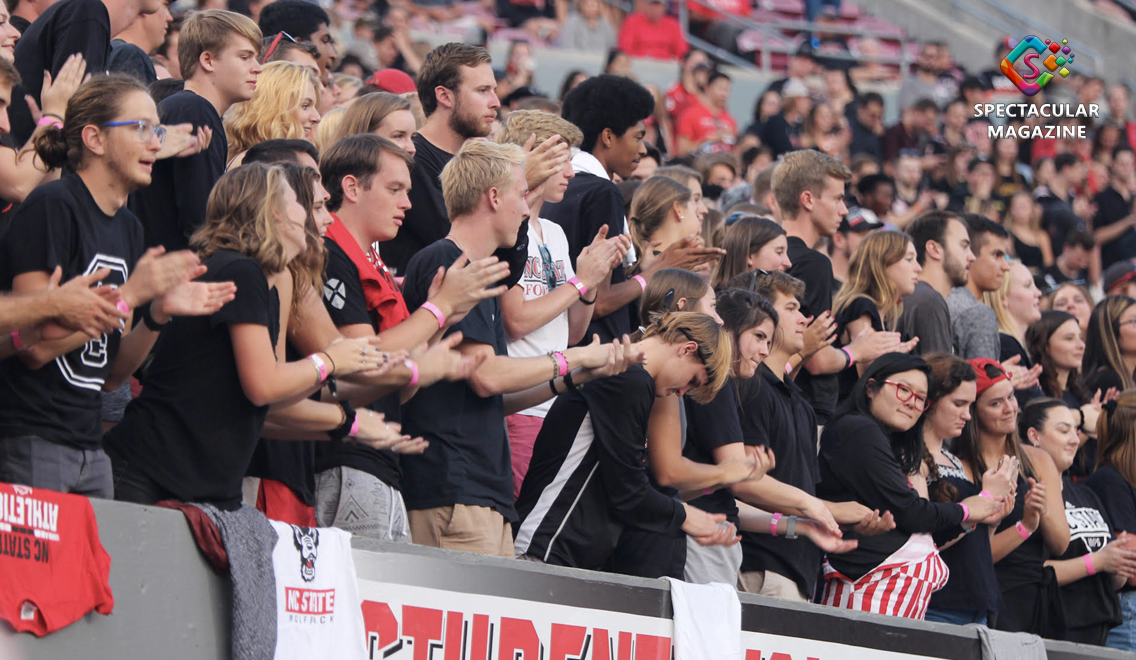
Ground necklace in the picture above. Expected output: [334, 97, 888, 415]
[445, 233, 464, 251]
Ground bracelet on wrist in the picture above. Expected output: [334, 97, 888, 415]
[1015, 521, 1033, 540]
[404, 359, 419, 388]
[564, 369, 579, 391]
[142, 304, 168, 332]
[553, 351, 568, 378]
[785, 515, 799, 540]
[1084, 553, 1097, 576]
[328, 400, 356, 442]
[421, 301, 446, 328]
[841, 346, 855, 368]
[568, 277, 588, 299]
[308, 353, 329, 383]
[632, 274, 647, 293]
[10, 329, 30, 351]
[770, 512, 782, 537]
[978, 489, 994, 499]
[959, 502, 971, 523]
[548, 378, 559, 396]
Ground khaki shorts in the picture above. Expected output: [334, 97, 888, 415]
[737, 570, 809, 602]
[409, 504, 514, 558]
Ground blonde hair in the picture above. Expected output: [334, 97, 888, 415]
[190, 163, 291, 275]
[772, 149, 850, 219]
[402, 92, 426, 129]
[178, 9, 262, 81]
[982, 260, 1022, 345]
[628, 176, 692, 269]
[833, 230, 910, 330]
[314, 106, 346, 153]
[1097, 391, 1136, 485]
[333, 92, 412, 144]
[224, 61, 321, 159]
[440, 141, 525, 220]
[495, 109, 583, 150]
[640, 312, 731, 404]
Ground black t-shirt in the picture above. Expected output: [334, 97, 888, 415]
[760, 113, 801, 158]
[786, 236, 839, 423]
[380, 134, 451, 275]
[683, 379, 744, 523]
[542, 171, 633, 343]
[129, 90, 228, 251]
[927, 450, 1003, 615]
[833, 296, 883, 402]
[311, 237, 402, 489]
[0, 174, 144, 449]
[1034, 264, 1087, 293]
[1085, 367, 1125, 396]
[103, 250, 280, 509]
[10, 15, 29, 35]
[739, 363, 823, 595]
[245, 343, 316, 505]
[10, 0, 112, 145]
[817, 414, 965, 581]
[1093, 186, 1136, 268]
[1056, 476, 1122, 633]
[108, 39, 157, 84]
[1088, 464, 1136, 593]
[400, 239, 514, 520]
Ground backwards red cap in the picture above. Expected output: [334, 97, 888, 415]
[969, 358, 1009, 397]
[366, 69, 417, 95]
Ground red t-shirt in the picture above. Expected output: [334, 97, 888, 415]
[617, 13, 689, 61]
[675, 98, 738, 147]
[665, 82, 696, 119]
[0, 483, 114, 635]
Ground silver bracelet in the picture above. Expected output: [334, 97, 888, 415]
[785, 515, 799, 540]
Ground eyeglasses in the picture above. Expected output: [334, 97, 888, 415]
[264, 31, 297, 60]
[885, 380, 929, 411]
[537, 242, 557, 292]
[103, 119, 166, 147]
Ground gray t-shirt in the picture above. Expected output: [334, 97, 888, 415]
[946, 286, 1000, 360]
[897, 280, 954, 357]
[556, 14, 616, 54]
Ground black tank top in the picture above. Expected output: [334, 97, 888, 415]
[1013, 233, 1045, 270]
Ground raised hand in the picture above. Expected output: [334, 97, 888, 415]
[1021, 477, 1046, 533]
[126, 248, 205, 306]
[152, 280, 237, 321]
[980, 455, 1018, 501]
[522, 133, 570, 190]
[45, 267, 127, 338]
[426, 252, 510, 326]
[801, 312, 837, 359]
[650, 235, 726, 274]
[35, 53, 89, 122]
[156, 123, 211, 160]
[846, 328, 903, 364]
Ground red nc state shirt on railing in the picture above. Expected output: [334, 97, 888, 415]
[0, 483, 114, 635]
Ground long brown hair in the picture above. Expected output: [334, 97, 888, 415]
[954, 361, 1036, 484]
[333, 91, 412, 143]
[191, 163, 292, 275]
[279, 163, 325, 318]
[627, 176, 691, 271]
[712, 216, 785, 290]
[34, 75, 150, 171]
[1025, 310, 1086, 402]
[832, 230, 912, 330]
[923, 354, 975, 502]
[1098, 392, 1136, 485]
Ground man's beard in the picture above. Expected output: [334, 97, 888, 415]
[944, 253, 969, 288]
[449, 98, 489, 140]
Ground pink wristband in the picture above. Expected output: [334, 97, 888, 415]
[784, 361, 794, 374]
[959, 503, 970, 523]
[770, 512, 782, 537]
[567, 276, 587, 297]
[702, 487, 714, 496]
[841, 346, 855, 367]
[632, 274, 647, 293]
[979, 489, 994, 499]
[405, 359, 419, 388]
[349, 415, 360, 437]
[1084, 553, 1097, 576]
[116, 299, 130, 315]
[10, 330, 25, 351]
[1016, 521, 1032, 540]
[308, 353, 329, 382]
[421, 301, 445, 328]
[553, 351, 568, 378]
[37, 116, 62, 129]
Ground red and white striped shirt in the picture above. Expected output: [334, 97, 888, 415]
[821, 533, 949, 620]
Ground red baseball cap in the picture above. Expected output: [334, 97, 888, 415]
[366, 69, 417, 95]
[969, 358, 1009, 397]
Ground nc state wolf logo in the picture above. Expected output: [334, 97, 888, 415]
[292, 525, 320, 583]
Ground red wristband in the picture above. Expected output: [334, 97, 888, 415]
[770, 512, 782, 537]
[421, 301, 445, 328]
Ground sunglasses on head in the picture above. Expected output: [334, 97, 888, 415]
[264, 31, 298, 60]
[747, 268, 771, 294]
[983, 363, 1005, 379]
[677, 326, 711, 365]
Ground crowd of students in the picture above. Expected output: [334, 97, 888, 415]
[2, 0, 1136, 651]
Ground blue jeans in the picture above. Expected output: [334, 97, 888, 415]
[1107, 590, 1136, 651]
[925, 607, 989, 627]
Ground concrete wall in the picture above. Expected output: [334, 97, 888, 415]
[13, 499, 1136, 660]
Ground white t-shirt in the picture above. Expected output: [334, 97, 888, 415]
[270, 521, 366, 660]
[507, 218, 576, 418]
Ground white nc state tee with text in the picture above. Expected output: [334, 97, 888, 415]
[270, 521, 366, 660]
